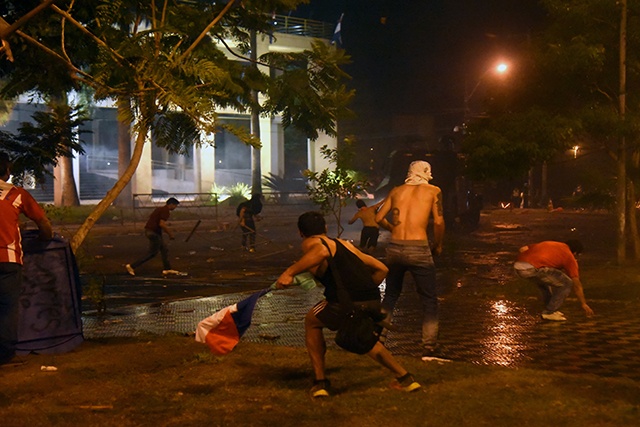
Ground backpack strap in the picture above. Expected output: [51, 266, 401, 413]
[319, 238, 354, 309]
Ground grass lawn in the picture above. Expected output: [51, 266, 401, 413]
[1, 334, 639, 427]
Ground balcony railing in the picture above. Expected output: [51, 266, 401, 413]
[271, 14, 334, 40]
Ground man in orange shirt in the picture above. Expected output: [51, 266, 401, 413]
[514, 240, 594, 321]
[1, 152, 53, 365]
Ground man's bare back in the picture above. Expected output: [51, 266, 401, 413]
[349, 201, 383, 228]
[375, 183, 445, 254]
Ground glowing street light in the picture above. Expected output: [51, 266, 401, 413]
[464, 61, 510, 120]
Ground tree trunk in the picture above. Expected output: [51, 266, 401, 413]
[627, 179, 640, 260]
[70, 124, 148, 252]
[616, 0, 627, 264]
[250, 29, 262, 195]
[115, 98, 133, 208]
[59, 153, 80, 206]
[540, 161, 548, 208]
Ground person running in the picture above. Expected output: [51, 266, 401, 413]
[275, 211, 421, 398]
[514, 240, 594, 321]
[348, 199, 383, 254]
[1, 152, 53, 365]
[126, 197, 184, 277]
[375, 160, 446, 361]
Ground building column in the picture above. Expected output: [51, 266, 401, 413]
[196, 141, 216, 194]
[269, 116, 285, 177]
[132, 136, 153, 199]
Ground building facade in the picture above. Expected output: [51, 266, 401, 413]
[0, 16, 337, 205]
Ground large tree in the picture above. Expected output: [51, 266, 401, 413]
[463, 0, 640, 262]
[0, 0, 353, 252]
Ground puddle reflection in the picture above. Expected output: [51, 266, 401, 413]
[480, 299, 531, 366]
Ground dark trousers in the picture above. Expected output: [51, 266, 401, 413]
[131, 230, 171, 270]
[241, 219, 256, 249]
[0, 262, 22, 363]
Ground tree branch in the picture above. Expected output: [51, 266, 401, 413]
[49, 4, 125, 63]
[0, 0, 57, 39]
[215, 35, 275, 69]
[179, 0, 236, 61]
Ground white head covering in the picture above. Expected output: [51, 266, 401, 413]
[404, 160, 433, 185]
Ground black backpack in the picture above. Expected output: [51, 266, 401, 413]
[236, 201, 246, 217]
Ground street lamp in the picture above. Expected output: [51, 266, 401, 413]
[464, 61, 509, 121]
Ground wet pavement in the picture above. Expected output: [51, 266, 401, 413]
[81, 209, 640, 383]
[82, 280, 640, 382]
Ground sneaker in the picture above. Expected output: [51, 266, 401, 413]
[125, 264, 135, 276]
[162, 269, 187, 276]
[421, 346, 451, 362]
[391, 373, 421, 392]
[541, 311, 567, 321]
[310, 379, 330, 398]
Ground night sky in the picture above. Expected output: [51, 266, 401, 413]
[292, 1, 546, 142]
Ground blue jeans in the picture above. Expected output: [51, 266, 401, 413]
[131, 230, 171, 270]
[0, 262, 22, 364]
[382, 241, 438, 349]
[514, 261, 573, 313]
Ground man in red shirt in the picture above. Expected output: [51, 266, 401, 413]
[126, 197, 183, 277]
[514, 240, 594, 321]
[1, 152, 53, 365]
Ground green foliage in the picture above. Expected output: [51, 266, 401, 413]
[209, 183, 228, 204]
[262, 172, 290, 203]
[227, 182, 251, 205]
[0, 102, 90, 185]
[209, 182, 250, 205]
[304, 139, 368, 236]
[1, 1, 351, 152]
[262, 40, 355, 139]
[462, 1, 640, 184]
[1, 0, 353, 250]
[154, 111, 201, 156]
[463, 109, 577, 182]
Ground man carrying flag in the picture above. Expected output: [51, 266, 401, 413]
[275, 211, 420, 398]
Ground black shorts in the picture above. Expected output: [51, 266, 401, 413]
[311, 299, 383, 331]
[360, 226, 379, 248]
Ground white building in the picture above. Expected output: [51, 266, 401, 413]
[1, 16, 337, 205]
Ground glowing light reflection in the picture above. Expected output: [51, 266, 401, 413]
[480, 300, 523, 366]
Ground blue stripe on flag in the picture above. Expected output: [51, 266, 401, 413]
[230, 288, 271, 336]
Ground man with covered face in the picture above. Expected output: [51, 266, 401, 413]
[375, 160, 446, 361]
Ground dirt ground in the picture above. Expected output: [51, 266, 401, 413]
[70, 202, 328, 312]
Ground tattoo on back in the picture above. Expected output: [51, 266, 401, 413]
[392, 208, 401, 226]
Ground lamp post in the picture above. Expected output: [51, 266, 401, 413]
[464, 61, 509, 122]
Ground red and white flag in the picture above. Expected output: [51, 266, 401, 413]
[195, 288, 270, 355]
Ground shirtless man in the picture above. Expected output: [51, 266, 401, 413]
[375, 160, 445, 361]
[348, 200, 383, 254]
